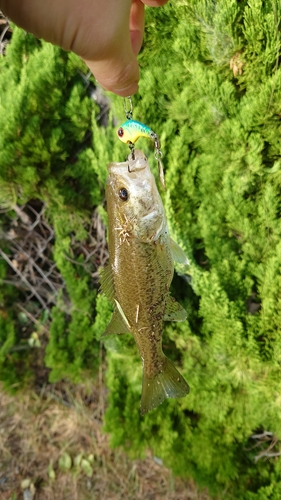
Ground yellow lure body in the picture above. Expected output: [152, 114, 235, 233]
[117, 120, 155, 145]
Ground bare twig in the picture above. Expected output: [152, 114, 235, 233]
[249, 430, 281, 462]
[16, 303, 50, 335]
[251, 431, 274, 440]
[0, 201, 108, 333]
[0, 11, 11, 56]
[0, 248, 49, 310]
[255, 450, 281, 462]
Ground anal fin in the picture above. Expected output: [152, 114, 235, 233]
[164, 295, 187, 322]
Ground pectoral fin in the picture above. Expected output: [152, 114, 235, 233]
[155, 240, 168, 270]
[102, 304, 130, 337]
[164, 295, 187, 322]
[170, 238, 189, 265]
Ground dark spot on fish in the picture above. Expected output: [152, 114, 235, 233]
[138, 198, 151, 211]
[119, 187, 129, 201]
[155, 313, 162, 321]
[118, 127, 124, 137]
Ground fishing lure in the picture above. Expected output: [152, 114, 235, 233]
[117, 119, 156, 145]
[117, 97, 166, 189]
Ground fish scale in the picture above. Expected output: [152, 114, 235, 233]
[100, 150, 190, 415]
[115, 243, 170, 375]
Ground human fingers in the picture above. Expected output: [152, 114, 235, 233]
[0, 0, 142, 96]
[130, 0, 145, 55]
[83, 0, 145, 96]
[0, 0, 165, 96]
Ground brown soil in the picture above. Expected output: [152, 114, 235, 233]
[0, 381, 210, 500]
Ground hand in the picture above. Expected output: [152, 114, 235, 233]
[0, 0, 168, 96]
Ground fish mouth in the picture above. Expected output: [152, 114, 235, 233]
[107, 150, 148, 175]
[128, 155, 147, 173]
[107, 149, 161, 214]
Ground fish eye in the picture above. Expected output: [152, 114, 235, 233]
[118, 127, 124, 137]
[119, 187, 128, 201]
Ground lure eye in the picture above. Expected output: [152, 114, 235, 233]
[118, 127, 124, 137]
[119, 187, 128, 201]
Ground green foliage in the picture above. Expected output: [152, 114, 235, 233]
[45, 210, 99, 382]
[0, 259, 34, 387]
[100, 0, 281, 498]
[0, 29, 103, 384]
[0, 27, 99, 206]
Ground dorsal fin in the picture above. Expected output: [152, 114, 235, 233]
[164, 295, 187, 322]
[99, 264, 115, 302]
[170, 238, 189, 265]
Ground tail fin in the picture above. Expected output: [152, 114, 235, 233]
[140, 355, 190, 415]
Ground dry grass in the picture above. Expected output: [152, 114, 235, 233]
[0, 381, 210, 500]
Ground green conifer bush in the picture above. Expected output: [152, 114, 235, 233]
[0, 26, 107, 384]
[1, 0, 281, 497]
[98, 1, 281, 497]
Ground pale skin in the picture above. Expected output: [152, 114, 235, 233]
[0, 0, 168, 96]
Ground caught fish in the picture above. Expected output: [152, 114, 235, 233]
[100, 150, 190, 415]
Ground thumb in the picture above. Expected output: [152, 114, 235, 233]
[83, 0, 145, 96]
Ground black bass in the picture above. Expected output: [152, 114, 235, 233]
[100, 150, 190, 415]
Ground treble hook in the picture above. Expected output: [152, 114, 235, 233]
[128, 142, 135, 161]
